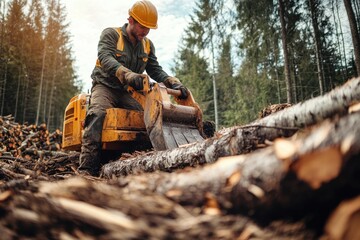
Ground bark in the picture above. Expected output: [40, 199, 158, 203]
[331, 0, 347, 81]
[102, 125, 297, 178]
[344, 0, 360, 75]
[116, 111, 360, 222]
[278, 0, 293, 103]
[101, 77, 360, 177]
[309, 0, 325, 94]
[35, 41, 46, 125]
[248, 76, 360, 129]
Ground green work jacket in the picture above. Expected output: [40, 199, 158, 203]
[91, 24, 169, 90]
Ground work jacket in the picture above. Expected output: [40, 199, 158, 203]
[91, 23, 169, 90]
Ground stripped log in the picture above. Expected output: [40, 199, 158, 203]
[112, 112, 360, 223]
[102, 77, 360, 177]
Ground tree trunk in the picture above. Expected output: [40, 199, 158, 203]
[36, 41, 46, 126]
[331, 0, 347, 81]
[102, 77, 360, 178]
[21, 73, 29, 124]
[337, 0, 349, 78]
[278, 0, 293, 103]
[344, 0, 360, 76]
[1, 59, 8, 116]
[309, 0, 325, 94]
[14, 67, 21, 119]
[120, 111, 360, 222]
[47, 53, 58, 130]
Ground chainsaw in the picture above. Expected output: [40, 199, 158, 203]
[62, 76, 205, 152]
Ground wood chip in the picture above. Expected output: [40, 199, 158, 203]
[247, 184, 265, 199]
[204, 192, 221, 216]
[165, 189, 183, 198]
[341, 135, 356, 155]
[0, 190, 12, 202]
[226, 171, 242, 188]
[237, 224, 262, 240]
[348, 102, 360, 113]
[274, 138, 297, 160]
[56, 197, 137, 230]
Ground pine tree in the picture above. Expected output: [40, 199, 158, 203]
[173, 46, 213, 121]
[0, 0, 80, 130]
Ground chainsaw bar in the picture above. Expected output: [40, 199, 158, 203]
[141, 79, 205, 151]
[162, 123, 204, 149]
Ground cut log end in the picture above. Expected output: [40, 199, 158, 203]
[291, 147, 342, 189]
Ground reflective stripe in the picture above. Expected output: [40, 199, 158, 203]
[96, 27, 151, 67]
[114, 28, 124, 52]
[142, 37, 150, 55]
[96, 59, 101, 67]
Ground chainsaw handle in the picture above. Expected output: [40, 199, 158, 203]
[166, 88, 182, 97]
[140, 76, 181, 97]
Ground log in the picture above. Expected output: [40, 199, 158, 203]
[102, 77, 360, 177]
[221, 76, 360, 134]
[114, 111, 360, 223]
[102, 125, 297, 177]
[0, 115, 63, 158]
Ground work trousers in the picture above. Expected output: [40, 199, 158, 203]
[78, 83, 142, 175]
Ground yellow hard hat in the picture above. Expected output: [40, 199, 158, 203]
[129, 0, 158, 29]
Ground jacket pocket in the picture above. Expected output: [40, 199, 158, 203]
[138, 53, 148, 73]
[115, 51, 128, 66]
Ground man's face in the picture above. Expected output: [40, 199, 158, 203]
[130, 20, 150, 42]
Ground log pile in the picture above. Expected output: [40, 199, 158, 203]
[0, 115, 80, 183]
[0, 77, 360, 239]
[0, 115, 62, 158]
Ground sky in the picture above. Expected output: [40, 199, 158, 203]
[62, 0, 196, 92]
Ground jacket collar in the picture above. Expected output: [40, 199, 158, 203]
[121, 23, 129, 39]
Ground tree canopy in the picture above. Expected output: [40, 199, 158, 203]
[174, 0, 359, 128]
[0, 0, 81, 130]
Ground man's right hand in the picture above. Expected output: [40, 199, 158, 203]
[125, 72, 146, 90]
[165, 77, 188, 99]
[172, 83, 188, 99]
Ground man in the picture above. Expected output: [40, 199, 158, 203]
[78, 0, 188, 176]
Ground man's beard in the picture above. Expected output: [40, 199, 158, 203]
[131, 30, 143, 42]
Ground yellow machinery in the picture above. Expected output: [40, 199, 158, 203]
[62, 76, 204, 152]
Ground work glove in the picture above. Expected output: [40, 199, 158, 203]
[124, 72, 146, 91]
[115, 65, 131, 85]
[164, 76, 188, 99]
[172, 83, 188, 99]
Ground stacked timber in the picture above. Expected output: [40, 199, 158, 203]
[0, 116, 62, 158]
[0, 77, 359, 239]
[0, 116, 79, 182]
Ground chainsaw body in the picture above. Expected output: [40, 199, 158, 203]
[62, 76, 204, 152]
